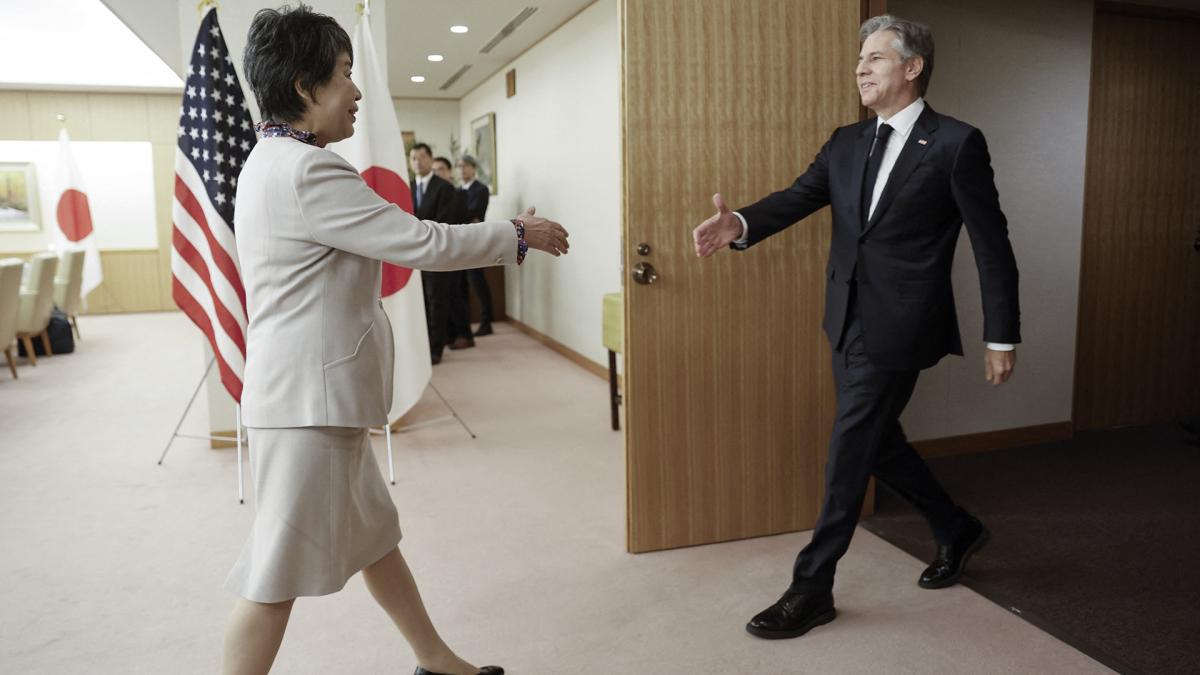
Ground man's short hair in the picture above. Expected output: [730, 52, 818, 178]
[410, 142, 432, 157]
[244, 4, 353, 123]
[433, 156, 452, 170]
[458, 155, 477, 169]
[859, 14, 935, 97]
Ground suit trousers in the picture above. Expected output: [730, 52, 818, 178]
[444, 270, 471, 340]
[790, 288, 970, 593]
[466, 268, 494, 325]
[423, 270, 455, 353]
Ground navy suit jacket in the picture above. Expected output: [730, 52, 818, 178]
[415, 174, 456, 223]
[462, 181, 490, 223]
[737, 105, 1020, 371]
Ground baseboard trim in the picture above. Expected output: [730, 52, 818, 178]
[507, 318, 614, 383]
[913, 421, 1073, 459]
[210, 431, 239, 449]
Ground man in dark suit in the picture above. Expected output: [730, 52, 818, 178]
[458, 155, 495, 336]
[693, 15, 1020, 639]
[433, 155, 475, 351]
[409, 142, 459, 364]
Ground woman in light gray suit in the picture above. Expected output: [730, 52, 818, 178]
[221, 7, 569, 675]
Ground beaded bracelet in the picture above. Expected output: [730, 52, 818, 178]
[511, 218, 528, 265]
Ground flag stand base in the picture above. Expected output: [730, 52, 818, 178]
[370, 382, 474, 485]
[157, 355, 248, 504]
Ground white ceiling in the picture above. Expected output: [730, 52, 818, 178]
[8, 1, 597, 101]
[385, 1, 595, 98]
[0, 0, 182, 91]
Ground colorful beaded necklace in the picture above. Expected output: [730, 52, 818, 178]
[254, 121, 317, 146]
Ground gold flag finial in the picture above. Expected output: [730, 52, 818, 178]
[56, 114, 67, 124]
[198, 0, 218, 15]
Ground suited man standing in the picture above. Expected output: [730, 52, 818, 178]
[458, 156, 494, 336]
[433, 155, 474, 350]
[693, 15, 1020, 639]
[410, 142, 459, 363]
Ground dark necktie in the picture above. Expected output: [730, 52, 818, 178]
[861, 123, 894, 226]
[415, 181, 425, 210]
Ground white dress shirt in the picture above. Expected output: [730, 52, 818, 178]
[731, 98, 1013, 352]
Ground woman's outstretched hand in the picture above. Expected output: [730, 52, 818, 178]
[518, 206, 570, 256]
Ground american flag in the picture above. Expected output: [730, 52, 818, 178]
[171, 8, 254, 402]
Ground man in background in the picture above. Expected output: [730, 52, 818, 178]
[458, 156, 495, 336]
[409, 143, 458, 364]
[433, 155, 474, 351]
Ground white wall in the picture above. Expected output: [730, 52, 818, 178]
[0, 140, 157, 253]
[458, 0, 621, 367]
[891, 0, 1095, 440]
[392, 97, 461, 164]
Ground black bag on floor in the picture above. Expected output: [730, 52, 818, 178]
[18, 307, 75, 356]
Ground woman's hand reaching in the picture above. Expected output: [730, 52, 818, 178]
[517, 206, 570, 256]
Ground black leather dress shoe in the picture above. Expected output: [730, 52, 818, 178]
[414, 666, 503, 675]
[745, 590, 836, 639]
[473, 323, 494, 337]
[919, 517, 989, 589]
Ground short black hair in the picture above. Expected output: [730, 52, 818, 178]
[243, 4, 352, 123]
[410, 142, 432, 157]
[433, 156, 452, 170]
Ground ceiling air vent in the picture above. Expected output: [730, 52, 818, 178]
[479, 7, 539, 54]
[439, 65, 472, 91]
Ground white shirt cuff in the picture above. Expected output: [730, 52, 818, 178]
[732, 211, 749, 245]
[986, 342, 1015, 351]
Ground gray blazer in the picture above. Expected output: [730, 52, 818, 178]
[234, 137, 517, 428]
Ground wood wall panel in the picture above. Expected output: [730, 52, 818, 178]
[623, 0, 860, 552]
[5, 250, 166, 313]
[1074, 12, 1200, 429]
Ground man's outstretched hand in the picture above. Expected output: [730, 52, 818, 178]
[519, 206, 570, 256]
[984, 348, 1016, 386]
[692, 193, 743, 257]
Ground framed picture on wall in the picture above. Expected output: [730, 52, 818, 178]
[0, 162, 40, 232]
[471, 113, 497, 195]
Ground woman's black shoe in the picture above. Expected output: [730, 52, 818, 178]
[415, 662, 504, 667]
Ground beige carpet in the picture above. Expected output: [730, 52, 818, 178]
[0, 313, 1108, 674]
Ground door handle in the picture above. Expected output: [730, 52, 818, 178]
[632, 262, 658, 285]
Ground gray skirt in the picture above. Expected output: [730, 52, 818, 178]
[224, 426, 402, 603]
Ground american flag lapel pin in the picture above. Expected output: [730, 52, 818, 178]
[917, 138, 928, 145]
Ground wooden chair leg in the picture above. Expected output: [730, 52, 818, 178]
[20, 336, 36, 366]
[4, 347, 16, 379]
[609, 349, 620, 431]
[39, 330, 53, 357]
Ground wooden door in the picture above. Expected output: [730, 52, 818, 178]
[622, 0, 861, 553]
[1074, 10, 1200, 430]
